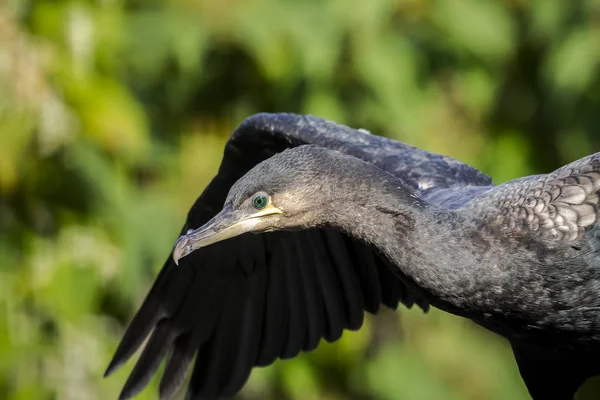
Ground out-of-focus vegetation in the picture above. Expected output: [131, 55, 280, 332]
[2, 0, 600, 399]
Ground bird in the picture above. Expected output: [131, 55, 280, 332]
[105, 112, 600, 400]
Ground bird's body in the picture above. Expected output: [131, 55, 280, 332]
[107, 113, 600, 400]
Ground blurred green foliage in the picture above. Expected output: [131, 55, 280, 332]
[2, 0, 600, 399]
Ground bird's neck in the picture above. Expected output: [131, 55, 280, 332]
[325, 174, 492, 316]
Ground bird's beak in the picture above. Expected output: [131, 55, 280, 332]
[172, 203, 283, 265]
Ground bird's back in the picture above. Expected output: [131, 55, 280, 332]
[451, 152, 600, 344]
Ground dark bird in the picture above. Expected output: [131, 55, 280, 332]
[105, 113, 600, 400]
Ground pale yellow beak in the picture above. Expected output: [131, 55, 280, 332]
[172, 204, 283, 265]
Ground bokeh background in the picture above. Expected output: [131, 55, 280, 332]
[2, 0, 600, 399]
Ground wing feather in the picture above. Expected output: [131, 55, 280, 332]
[188, 268, 247, 399]
[279, 233, 308, 359]
[105, 264, 194, 378]
[308, 230, 346, 342]
[219, 261, 267, 397]
[158, 272, 229, 399]
[119, 320, 173, 400]
[321, 230, 365, 331]
[344, 237, 382, 314]
[256, 235, 288, 366]
[294, 232, 325, 352]
[378, 261, 402, 310]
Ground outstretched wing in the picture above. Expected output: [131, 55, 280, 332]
[231, 113, 492, 196]
[106, 113, 490, 400]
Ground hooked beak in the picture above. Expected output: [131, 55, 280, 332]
[172, 204, 283, 265]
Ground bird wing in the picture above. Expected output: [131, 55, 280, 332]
[107, 113, 489, 400]
[236, 113, 493, 195]
[466, 152, 600, 242]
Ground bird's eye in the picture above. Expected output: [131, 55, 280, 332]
[252, 192, 270, 210]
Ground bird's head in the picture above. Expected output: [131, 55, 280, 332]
[173, 145, 348, 264]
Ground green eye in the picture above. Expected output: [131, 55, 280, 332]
[252, 193, 269, 210]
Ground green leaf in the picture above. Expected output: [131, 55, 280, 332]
[544, 27, 599, 92]
[434, 0, 515, 62]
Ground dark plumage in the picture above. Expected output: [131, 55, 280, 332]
[106, 113, 600, 400]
